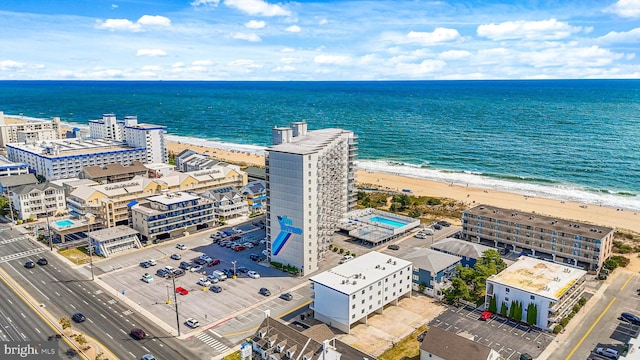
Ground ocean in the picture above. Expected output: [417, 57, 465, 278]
[1, 80, 639, 211]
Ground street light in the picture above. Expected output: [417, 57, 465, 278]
[231, 260, 237, 279]
[166, 284, 171, 305]
[86, 214, 95, 281]
[171, 273, 181, 336]
[45, 211, 53, 251]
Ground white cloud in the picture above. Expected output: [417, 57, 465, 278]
[192, 60, 213, 66]
[232, 33, 262, 42]
[597, 27, 640, 43]
[111, 4, 118, 9]
[136, 49, 167, 57]
[285, 25, 301, 33]
[137, 15, 171, 27]
[395, 60, 447, 77]
[439, 50, 472, 60]
[314, 55, 352, 66]
[477, 19, 582, 40]
[141, 65, 162, 71]
[281, 48, 295, 53]
[172, 62, 185, 68]
[245, 20, 266, 29]
[405, 28, 461, 45]
[281, 57, 302, 64]
[229, 59, 263, 72]
[191, 0, 220, 6]
[318, 18, 328, 25]
[272, 65, 296, 72]
[96, 15, 171, 32]
[0, 60, 25, 70]
[525, 45, 624, 68]
[96, 19, 141, 32]
[224, 0, 291, 17]
[603, 0, 640, 18]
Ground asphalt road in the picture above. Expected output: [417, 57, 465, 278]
[0, 225, 198, 360]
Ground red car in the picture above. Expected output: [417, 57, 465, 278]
[234, 245, 246, 252]
[207, 259, 221, 266]
[175, 286, 189, 295]
[480, 311, 493, 321]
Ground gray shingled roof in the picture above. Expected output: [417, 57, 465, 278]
[430, 238, 495, 260]
[420, 327, 492, 360]
[402, 248, 461, 273]
[12, 182, 63, 195]
[0, 173, 38, 189]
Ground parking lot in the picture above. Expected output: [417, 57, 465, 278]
[94, 220, 307, 336]
[430, 305, 554, 360]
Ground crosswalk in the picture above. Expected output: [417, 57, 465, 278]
[0, 247, 47, 263]
[195, 331, 229, 353]
[0, 236, 29, 246]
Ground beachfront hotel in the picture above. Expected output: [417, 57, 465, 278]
[462, 205, 614, 271]
[309, 251, 412, 334]
[0, 112, 62, 148]
[266, 122, 357, 275]
[485, 256, 587, 331]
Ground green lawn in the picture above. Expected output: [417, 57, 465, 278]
[378, 325, 428, 360]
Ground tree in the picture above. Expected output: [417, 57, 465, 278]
[527, 303, 538, 325]
[500, 301, 508, 316]
[95, 352, 105, 360]
[75, 334, 88, 349]
[443, 278, 471, 304]
[508, 301, 516, 319]
[513, 301, 523, 322]
[488, 296, 497, 313]
[477, 250, 507, 273]
[59, 317, 71, 331]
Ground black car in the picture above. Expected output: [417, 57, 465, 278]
[437, 220, 451, 227]
[621, 312, 640, 325]
[194, 258, 207, 265]
[210, 285, 222, 293]
[237, 266, 249, 274]
[223, 269, 235, 277]
[179, 261, 192, 270]
[433, 224, 443, 230]
[72, 313, 86, 323]
[140, 261, 151, 268]
[259, 288, 271, 296]
[24, 261, 35, 269]
[387, 244, 400, 250]
[279, 292, 293, 301]
[155, 269, 169, 278]
[172, 269, 186, 278]
[249, 254, 260, 261]
[37, 258, 48, 265]
[130, 328, 146, 340]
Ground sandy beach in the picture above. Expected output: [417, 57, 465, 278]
[5, 115, 639, 234]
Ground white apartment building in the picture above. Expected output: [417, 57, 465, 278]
[0, 155, 29, 177]
[0, 112, 62, 147]
[200, 189, 248, 221]
[485, 256, 587, 331]
[89, 225, 142, 258]
[266, 122, 357, 275]
[11, 182, 66, 220]
[130, 192, 215, 243]
[6, 138, 148, 180]
[88, 114, 137, 141]
[309, 251, 412, 333]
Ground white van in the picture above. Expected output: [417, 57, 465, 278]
[421, 228, 435, 236]
[212, 270, 227, 281]
[596, 347, 619, 359]
[339, 255, 354, 264]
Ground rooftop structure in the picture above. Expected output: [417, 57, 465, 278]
[79, 160, 149, 184]
[430, 237, 497, 268]
[266, 122, 357, 275]
[420, 327, 500, 360]
[339, 208, 420, 245]
[88, 225, 142, 258]
[310, 251, 412, 333]
[0, 173, 38, 193]
[462, 204, 614, 271]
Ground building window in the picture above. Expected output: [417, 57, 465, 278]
[506, 288, 510, 293]
[505, 297, 509, 302]
[530, 295, 535, 300]
[352, 314, 355, 319]
[361, 290, 365, 295]
[352, 304, 355, 309]
[352, 294, 356, 299]
[362, 299, 365, 304]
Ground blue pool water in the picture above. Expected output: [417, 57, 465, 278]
[56, 220, 74, 227]
[369, 216, 407, 228]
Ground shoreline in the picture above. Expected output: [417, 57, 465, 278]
[4, 115, 639, 233]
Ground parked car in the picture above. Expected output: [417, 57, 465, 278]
[437, 220, 451, 227]
[142, 273, 154, 283]
[247, 270, 260, 279]
[207, 259, 221, 267]
[200, 255, 213, 262]
[191, 265, 203, 273]
[595, 347, 619, 359]
[232, 227, 242, 233]
[147, 259, 157, 266]
[210, 285, 222, 293]
[179, 261, 192, 270]
[234, 245, 246, 252]
[130, 328, 146, 340]
[279, 293, 293, 301]
[170, 253, 182, 260]
[433, 224, 443, 230]
[259, 288, 271, 296]
[621, 312, 640, 325]
[72, 313, 86, 323]
[206, 274, 220, 283]
[244, 242, 254, 249]
[194, 258, 207, 265]
[185, 318, 200, 328]
[140, 261, 151, 268]
[339, 255, 353, 264]
[24, 261, 35, 269]
[172, 269, 186, 278]
[237, 266, 249, 274]
[176, 243, 187, 250]
[420, 228, 435, 235]
[211, 270, 227, 281]
[387, 244, 400, 250]
[414, 233, 427, 239]
[223, 269, 235, 277]
[37, 258, 48, 266]
[175, 286, 189, 295]
[250, 254, 261, 261]
[480, 311, 493, 321]
[262, 249, 269, 256]
[156, 269, 169, 278]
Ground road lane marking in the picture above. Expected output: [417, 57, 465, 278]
[565, 297, 616, 360]
[621, 275, 633, 291]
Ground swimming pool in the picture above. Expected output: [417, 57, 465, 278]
[55, 220, 74, 227]
[369, 216, 407, 228]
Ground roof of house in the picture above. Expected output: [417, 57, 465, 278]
[241, 181, 266, 195]
[402, 248, 461, 273]
[88, 225, 140, 242]
[245, 166, 266, 180]
[0, 173, 39, 189]
[430, 238, 496, 260]
[12, 182, 63, 195]
[81, 161, 148, 179]
[420, 327, 493, 360]
[487, 256, 586, 300]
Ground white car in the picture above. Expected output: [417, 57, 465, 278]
[197, 278, 211, 287]
[262, 249, 269, 256]
[176, 243, 186, 250]
[244, 242, 254, 249]
[191, 265, 203, 273]
[185, 318, 200, 328]
[206, 274, 220, 283]
[232, 227, 242, 233]
[142, 274, 154, 283]
[199, 255, 213, 262]
[247, 271, 260, 279]
[147, 259, 157, 266]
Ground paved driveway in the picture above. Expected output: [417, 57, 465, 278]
[430, 305, 554, 360]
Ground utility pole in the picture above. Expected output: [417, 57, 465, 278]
[6, 190, 15, 228]
[171, 273, 181, 336]
[86, 214, 95, 281]
[45, 211, 53, 251]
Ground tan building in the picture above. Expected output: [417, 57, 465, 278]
[462, 204, 614, 271]
[0, 112, 62, 147]
[67, 166, 246, 227]
[79, 161, 149, 184]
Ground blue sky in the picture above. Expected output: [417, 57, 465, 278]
[1, 0, 639, 80]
